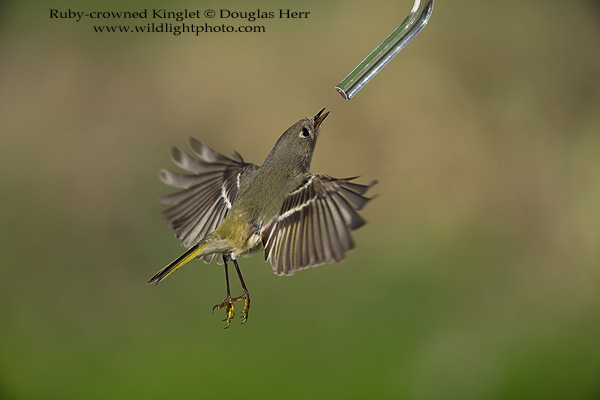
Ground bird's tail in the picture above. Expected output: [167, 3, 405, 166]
[147, 242, 206, 285]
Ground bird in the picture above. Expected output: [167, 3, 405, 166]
[147, 108, 376, 328]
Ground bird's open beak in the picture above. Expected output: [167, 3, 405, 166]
[313, 108, 330, 129]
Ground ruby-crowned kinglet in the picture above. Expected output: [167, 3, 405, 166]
[148, 109, 376, 328]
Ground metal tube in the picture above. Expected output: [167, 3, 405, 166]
[335, 0, 434, 101]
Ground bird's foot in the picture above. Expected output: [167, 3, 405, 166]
[233, 290, 250, 324]
[212, 295, 235, 328]
[212, 291, 250, 328]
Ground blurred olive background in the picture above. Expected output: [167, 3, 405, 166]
[2, 0, 600, 399]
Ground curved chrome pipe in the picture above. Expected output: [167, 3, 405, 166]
[335, 0, 434, 101]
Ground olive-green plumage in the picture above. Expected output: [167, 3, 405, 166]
[148, 109, 376, 327]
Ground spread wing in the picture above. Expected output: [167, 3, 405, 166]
[261, 174, 376, 275]
[159, 138, 258, 262]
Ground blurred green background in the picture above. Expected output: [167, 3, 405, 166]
[1, 0, 599, 399]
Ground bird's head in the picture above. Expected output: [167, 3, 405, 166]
[263, 108, 330, 173]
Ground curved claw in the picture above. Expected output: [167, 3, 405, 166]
[233, 291, 250, 325]
[212, 296, 236, 328]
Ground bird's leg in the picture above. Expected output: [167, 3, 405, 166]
[211, 256, 250, 327]
[232, 259, 251, 324]
[212, 256, 236, 328]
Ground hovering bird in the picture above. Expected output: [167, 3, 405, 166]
[148, 109, 376, 328]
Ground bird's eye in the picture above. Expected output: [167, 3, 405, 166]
[300, 127, 311, 138]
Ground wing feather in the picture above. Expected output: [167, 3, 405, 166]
[159, 139, 258, 257]
[262, 174, 376, 275]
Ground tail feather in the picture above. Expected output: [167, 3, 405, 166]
[147, 244, 203, 285]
